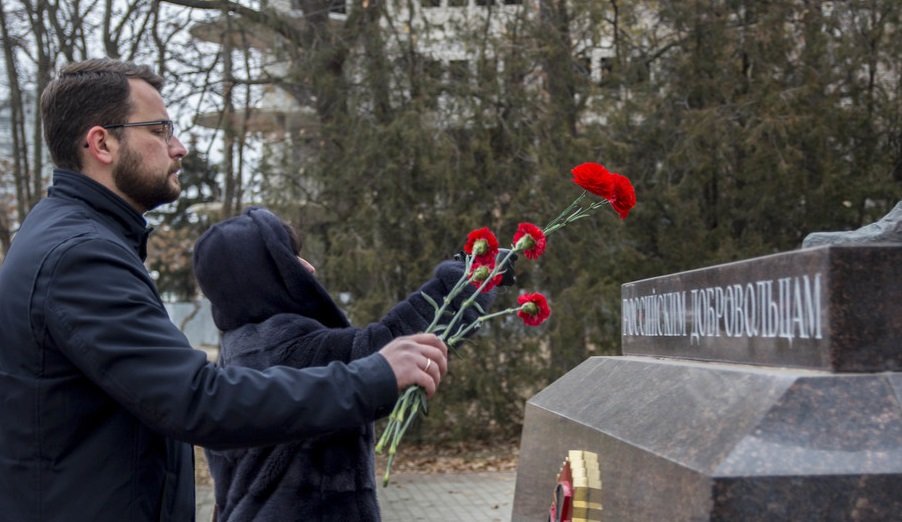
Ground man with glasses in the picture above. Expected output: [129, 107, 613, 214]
[0, 58, 448, 521]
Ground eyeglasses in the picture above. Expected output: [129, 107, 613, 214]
[103, 120, 175, 143]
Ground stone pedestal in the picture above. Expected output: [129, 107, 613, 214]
[513, 245, 902, 521]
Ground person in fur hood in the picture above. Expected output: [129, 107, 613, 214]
[193, 207, 496, 521]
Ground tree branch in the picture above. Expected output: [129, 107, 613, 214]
[161, 0, 306, 46]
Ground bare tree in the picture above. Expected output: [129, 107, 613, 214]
[1, 0, 34, 221]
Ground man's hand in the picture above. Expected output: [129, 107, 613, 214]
[378, 333, 448, 398]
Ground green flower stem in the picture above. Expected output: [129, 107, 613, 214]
[381, 458, 393, 487]
[542, 190, 617, 236]
[425, 257, 473, 333]
[445, 306, 523, 347]
[544, 198, 612, 236]
[438, 248, 519, 345]
[382, 390, 424, 486]
[376, 392, 408, 454]
[542, 191, 588, 233]
[377, 385, 422, 453]
[379, 249, 522, 485]
[391, 398, 421, 452]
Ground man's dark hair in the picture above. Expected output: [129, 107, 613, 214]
[40, 58, 164, 171]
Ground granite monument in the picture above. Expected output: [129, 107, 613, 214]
[513, 244, 902, 521]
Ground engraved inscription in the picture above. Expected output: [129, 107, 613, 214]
[622, 273, 823, 345]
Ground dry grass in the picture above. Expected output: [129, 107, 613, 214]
[195, 439, 519, 488]
[375, 439, 520, 475]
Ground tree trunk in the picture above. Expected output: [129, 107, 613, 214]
[0, 198, 11, 260]
[30, 0, 50, 206]
[0, 0, 32, 219]
[539, 0, 578, 138]
[220, 10, 237, 219]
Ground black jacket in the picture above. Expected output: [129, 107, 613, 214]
[0, 170, 399, 522]
[194, 208, 492, 521]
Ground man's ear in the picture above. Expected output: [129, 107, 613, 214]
[83, 126, 117, 166]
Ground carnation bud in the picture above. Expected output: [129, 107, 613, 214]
[473, 239, 489, 256]
[521, 301, 539, 316]
[515, 234, 536, 251]
[471, 265, 491, 282]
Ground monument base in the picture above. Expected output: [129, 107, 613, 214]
[512, 356, 902, 521]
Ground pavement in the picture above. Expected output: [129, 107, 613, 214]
[377, 471, 516, 521]
[196, 470, 516, 521]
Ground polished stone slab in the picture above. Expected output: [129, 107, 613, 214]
[512, 356, 902, 521]
[620, 245, 901, 372]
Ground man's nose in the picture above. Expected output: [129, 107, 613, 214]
[170, 136, 188, 158]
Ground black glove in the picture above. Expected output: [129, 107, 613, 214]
[453, 248, 518, 287]
[495, 248, 518, 286]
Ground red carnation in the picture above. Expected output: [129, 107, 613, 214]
[468, 260, 503, 292]
[571, 162, 617, 201]
[512, 222, 547, 261]
[517, 292, 551, 326]
[464, 227, 499, 264]
[611, 173, 636, 219]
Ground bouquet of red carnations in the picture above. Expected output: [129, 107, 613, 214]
[375, 162, 636, 485]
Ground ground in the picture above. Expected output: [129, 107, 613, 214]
[195, 439, 519, 487]
[375, 439, 520, 475]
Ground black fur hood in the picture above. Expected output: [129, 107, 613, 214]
[193, 207, 349, 331]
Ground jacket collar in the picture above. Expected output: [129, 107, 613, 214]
[48, 168, 154, 260]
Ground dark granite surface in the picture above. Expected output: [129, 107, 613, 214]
[523, 357, 798, 474]
[717, 374, 902, 476]
[621, 245, 901, 372]
[710, 475, 902, 521]
[513, 356, 902, 521]
[514, 406, 714, 521]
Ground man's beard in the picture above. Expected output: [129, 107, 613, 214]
[112, 143, 181, 212]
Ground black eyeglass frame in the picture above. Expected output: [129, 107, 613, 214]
[102, 120, 175, 143]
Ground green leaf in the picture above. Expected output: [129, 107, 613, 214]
[420, 291, 440, 311]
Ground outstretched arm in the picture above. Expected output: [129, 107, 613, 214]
[227, 260, 494, 371]
[351, 260, 494, 358]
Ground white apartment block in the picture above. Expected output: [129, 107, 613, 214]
[191, 0, 628, 137]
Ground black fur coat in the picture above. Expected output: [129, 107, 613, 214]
[193, 207, 492, 521]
